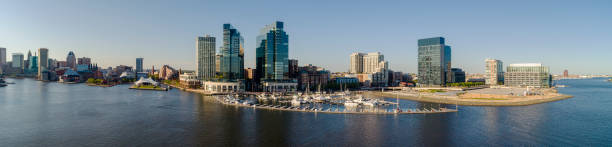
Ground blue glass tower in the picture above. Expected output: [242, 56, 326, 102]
[256, 21, 289, 81]
[220, 24, 244, 81]
[417, 37, 451, 86]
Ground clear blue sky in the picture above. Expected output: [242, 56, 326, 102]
[1, 0, 611, 74]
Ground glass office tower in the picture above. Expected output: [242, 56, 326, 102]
[417, 37, 451, 86]
[135, 58, 143, 72]
[197, 35, 216, 81]
[220, 24, 244, 81]
[256, 21, 289, 81]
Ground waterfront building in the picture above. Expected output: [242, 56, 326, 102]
[563, 69, 569, 78]
[504, 63, 551, 88]
[135, 58, 143, 72]
[179, 72, 200, 88]
[256, 21, 289, 81]
[78, 57, 91, 65]
[485, 58, 504, 85]
[158, 65, 178, 80]
[450, 68, 466, 83]
[297, 64, 330, 91]
[288, 59, 298, 79]
[244, 68, 257, 91]
[0, 47, 5, 66]
[220, 24, 244, 81]
[333, 77, 359, 85]
[417, 37, 451, 87]
[11, 53, 24, 69]
[196, 35, 216, 81]
[66, 51, 76, 69]
[203, 81, 244, 93]
[349, 53, 364, 73]
[255, 21, 296, 92]
[38, 48, 49, 80]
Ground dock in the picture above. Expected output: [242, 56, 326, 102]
[214, 97, 458, 114]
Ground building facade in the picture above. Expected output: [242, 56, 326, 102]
[0, 47, 5, 66]
[297, 64, 330, 91]
[220, 24, 244, 81]
[417, 37, 451, 87]
[38, 48, 49, 80]
[349, 52, 388, 74]
[11, 53, 24, 68]
[288, 59, 298, 79]
[450, 68, 466, 83]
[196, 35, 216, 81]
[256, 21, 289, 81]
[504, 63, 551, 88]
[135, 58, 143, 72]
[66, 51, 76, 69]
[485, 58, 504, 85]
[78, 57, 91, 65]
[349, 53, 364, 73]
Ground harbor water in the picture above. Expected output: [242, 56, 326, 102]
[0, 78, 611, 146]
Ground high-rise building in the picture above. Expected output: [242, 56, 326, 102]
[135, 58, 143, 72]
[24, 50, 32, 71]
[417, 37, 451, 86]
[196, 35, 216, 81]
[66, 51, 76, 69]
[349, 53, 364, 73]
[505, 63, 551, 88]
[563, 69, 569, 77]
[288, 59, 298, 79]
[78, 57, 91, 65]
[28, 56, 38, 74]
[0, 47, 6, 65]
[215, 54, 222, 75]
[11, 53, 24, 68]
[485, 58, 504, 85]
[349, 52, 388, 74]
[38, 48, 49, 79]
[256, 21, 289, 81]
[220, 24, 244, 81]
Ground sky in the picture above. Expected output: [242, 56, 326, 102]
[1, 0, 611, 74]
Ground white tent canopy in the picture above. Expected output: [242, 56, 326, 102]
[134, 77, 159, 86]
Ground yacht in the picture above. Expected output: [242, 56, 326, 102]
[344, 101, 359, 107]
[0, 78, 7, 87]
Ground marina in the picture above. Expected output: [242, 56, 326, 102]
[212, 91, 458, 114]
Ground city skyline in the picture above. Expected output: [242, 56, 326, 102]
[1, 0, 611, 74]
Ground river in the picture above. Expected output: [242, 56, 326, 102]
[0, 78, 610, 146]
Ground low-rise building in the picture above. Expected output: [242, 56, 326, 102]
[202, 81, 244, 93]
[179, 72, 200, 88]
[504, 63, 551, 88]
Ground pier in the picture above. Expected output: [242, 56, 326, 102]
[213, 96, 458, 114]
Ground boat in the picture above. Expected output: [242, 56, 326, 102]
[0, 78, 7, 87]
[344, 101, 359, 107]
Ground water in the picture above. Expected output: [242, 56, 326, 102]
[0, 78, 611, 146]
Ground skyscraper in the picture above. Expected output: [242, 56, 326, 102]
[38, 48, 49, 79]
[485, 58, 504, 85]
[563, 69, 569, 77]
[256, 21, 289, 81]
[349, 53, 364, 73]
[135, 58, 143, 72]
[220, 24, 244, 81]
[11, 53, 24, 68]
[349, 52, 388, 74]
[288, 59, 298, 79]
[417, 37, 451, 86]
[196, 35, 216, 81]
[0, 47, 6, 65]
[66, 51, 76, 69]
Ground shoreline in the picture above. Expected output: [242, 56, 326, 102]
[370, 91, 573, 106]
